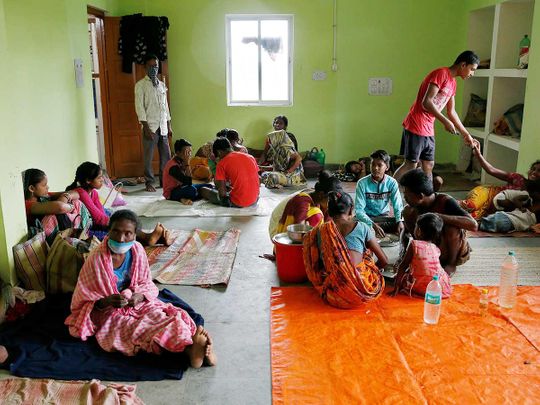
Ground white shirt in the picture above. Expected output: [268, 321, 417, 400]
[134, 76, 171, 136]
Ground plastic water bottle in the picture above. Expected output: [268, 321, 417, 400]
[479, 288, 489, 316]
[499, 251, 518, 309]
[315, 148, 326, 165]
[518, 34, 530, 64]
[424, 275, 442, 324]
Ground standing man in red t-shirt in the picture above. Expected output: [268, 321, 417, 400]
[394, 51, 480, 182]
[200, 138, 260, 207]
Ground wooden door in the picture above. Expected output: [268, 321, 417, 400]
[103, 17, 168, 178]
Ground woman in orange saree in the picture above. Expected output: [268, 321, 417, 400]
[303, 192, 385, 309]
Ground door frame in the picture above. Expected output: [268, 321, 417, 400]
[88, 6, 114, 176]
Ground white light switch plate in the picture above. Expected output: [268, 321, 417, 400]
[74, 58, 84, 88]
[368, 77, 392, 96]
[312, 71, 327, 81]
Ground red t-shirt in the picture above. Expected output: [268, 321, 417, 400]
[215, 152, 260, 207]
[402, 67, 456, 137]
[162, 158, 183, 200]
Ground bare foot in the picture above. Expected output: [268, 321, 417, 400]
[147, 223, 164, 246]
[186, 325, 207, 369]
[0, 345, 8, 364]
[444, 264, 457, 278]
[180, 198, 193, 206]
[158, 226, 174, 246]
[260, 253, 276, 261]
[145, 183, 156, 192]
[201, 329, 217, 366]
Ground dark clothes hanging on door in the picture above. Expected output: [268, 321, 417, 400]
[118, 14, 169, 73]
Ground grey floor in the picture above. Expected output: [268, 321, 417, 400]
[4, 181, 540, 405]
[132, 184, 540, 405]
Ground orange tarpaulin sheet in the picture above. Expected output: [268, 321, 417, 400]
[271, 285, 540, 404]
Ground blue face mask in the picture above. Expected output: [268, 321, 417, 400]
[107, 239, 134, 254]
[147, 65, 159, 85]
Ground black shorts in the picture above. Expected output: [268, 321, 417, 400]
[400, 128, 435, 162]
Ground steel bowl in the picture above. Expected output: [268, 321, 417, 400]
[287, 223, 313, 243]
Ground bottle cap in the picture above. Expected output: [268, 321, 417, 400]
[433, 275, 439, 281]
[508, 251, 515, 256]
[481, 288, 488, 294]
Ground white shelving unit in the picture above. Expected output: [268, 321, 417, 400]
[463, 0, 535, 184]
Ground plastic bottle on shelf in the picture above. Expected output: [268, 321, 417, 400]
[424, 275, 442, 325]
[479, 288, 489, 316]
[498, 251, 519, 309]
[518, 35, 530, 68]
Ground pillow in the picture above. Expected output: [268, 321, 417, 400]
[504, 104, 524, 138]
[463, 94, 487, 127]
[13, 232, 48, 291]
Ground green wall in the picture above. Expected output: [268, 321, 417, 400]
[0, 0, 119, 283]
[0, 0, 537, 283]
[116, 0, 468, 162]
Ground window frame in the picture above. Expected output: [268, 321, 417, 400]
[225, 14, 294, 106]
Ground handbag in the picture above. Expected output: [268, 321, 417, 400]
[303, 147, 324, 178]
[46, 229, 97, 294]
[13, 231, 48, 291]
[305, 147, 319, 161]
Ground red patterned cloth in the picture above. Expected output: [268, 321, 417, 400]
[65, 237, 196, 356]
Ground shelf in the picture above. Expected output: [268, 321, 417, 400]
[473, 69, 491, 77]
[467, 127, 487, 139]
[472, 69, 527, 78]
[488, 133, 520, 151]
[493, 68, 527, 78]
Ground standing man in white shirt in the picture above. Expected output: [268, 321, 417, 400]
[135, 54, 172, 192]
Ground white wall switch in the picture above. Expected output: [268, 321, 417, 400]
[312, 70, 327, 81]
[368, 77, 392, 96]
[74, 58, 84, 88]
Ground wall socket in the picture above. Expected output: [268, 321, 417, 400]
[368, 77, 392, 96]
[312, 71, 327, 81]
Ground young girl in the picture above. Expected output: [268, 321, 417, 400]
[23, 168, 86, 243]
[66, 161, 172, 245]
[391, 213, 452, 298]
[328, 191, 388, 269]
[460, 141, 540, 218]
[216, 128, 248, 154]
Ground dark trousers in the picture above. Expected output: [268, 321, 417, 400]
[143, 129, 171, 186]
[170, 184, 213, 201]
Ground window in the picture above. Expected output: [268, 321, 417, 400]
[226, 15, 293, 106]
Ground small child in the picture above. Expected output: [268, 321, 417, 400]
[328, 191, 388, 269]
[355, 150, 404, 238]
[343, 159, 367, 182]
[391, 213, 452, 298]
[479, 180, 540, 233]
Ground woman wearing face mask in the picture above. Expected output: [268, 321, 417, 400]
[65, 210, 217, 369]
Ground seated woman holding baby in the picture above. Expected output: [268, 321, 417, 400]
[65, 209, 216, 368]
[258, 130, 307, 189]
